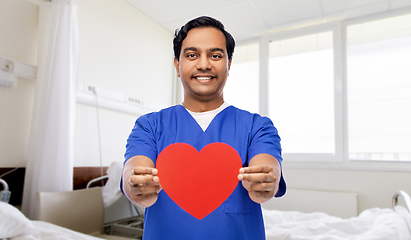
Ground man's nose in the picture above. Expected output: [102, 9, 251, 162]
[196, 55, 211, 70]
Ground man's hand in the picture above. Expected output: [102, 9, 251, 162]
[237, 154, 281, 203]
[122, 156, 162, 208]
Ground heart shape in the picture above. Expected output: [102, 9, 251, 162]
[156, 142, 242, 220]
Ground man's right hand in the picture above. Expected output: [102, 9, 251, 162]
[122, 156, 162, 208]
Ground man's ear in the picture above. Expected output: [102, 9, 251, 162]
[174, 58, 180, 77]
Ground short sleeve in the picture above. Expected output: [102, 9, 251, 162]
[121, 114, 158, 195]
[248, 116, 286, 197]
[124, 114, 158, 163]
[248, 116, 282, 163]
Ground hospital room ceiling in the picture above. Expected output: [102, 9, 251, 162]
[124, 0, 411, 42]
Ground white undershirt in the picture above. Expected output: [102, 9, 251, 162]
[184, 102, 230, 132]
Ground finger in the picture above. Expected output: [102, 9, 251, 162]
[249, 182, 275, 192]
[238, 174, 244, 181]
[240, 165, 273, 174]
[252, 190, 275, 200]
[129, 174, 156, 185]
[132, 192, 159, 203]
[132, 166, 156, 175]
[240, 172, 276, 183]
[130, 184, 161, 196]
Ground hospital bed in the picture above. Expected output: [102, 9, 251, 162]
[1, 191, 135, 240]
[262, 189, 411, 240]
[86, 173, 145, 237]
[0, 163, 144, 240]
[35, 162, 144, 239]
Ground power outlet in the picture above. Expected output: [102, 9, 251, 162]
[126, 96, 144, 106]
[85, 84, 96, 94]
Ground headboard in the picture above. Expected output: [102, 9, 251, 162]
[0, 167, 109, 206]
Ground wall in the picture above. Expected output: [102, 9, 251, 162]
[73, 0, 174, 167]
[283, 168, 411, 214]
[0, 0, 174, 168]
[0, 0, 38, 167]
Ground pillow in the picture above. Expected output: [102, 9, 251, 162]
[0, 202, 37, 238]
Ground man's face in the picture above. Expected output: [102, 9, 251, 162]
[174, 27, 231, 104]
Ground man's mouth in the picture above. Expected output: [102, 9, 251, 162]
[194, 76, 215, 82]
[196, 77, 212, 80]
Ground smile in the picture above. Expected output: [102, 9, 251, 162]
[195, 77, 212, 80]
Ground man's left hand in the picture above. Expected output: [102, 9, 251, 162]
[237, 154, 281, 203]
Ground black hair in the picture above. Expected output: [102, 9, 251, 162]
[173, 16, 235, 61]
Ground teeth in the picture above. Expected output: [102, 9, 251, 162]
[196, 77, 212, 80]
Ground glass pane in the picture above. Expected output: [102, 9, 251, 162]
[268, 32, 335, 154]
[347, 14, 411, 161]
[225, 43, 259, 113]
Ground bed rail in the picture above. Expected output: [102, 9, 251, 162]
[86, 175, 108, 189]
[0, 178, 8, 191]
[392, 190, 411, 225]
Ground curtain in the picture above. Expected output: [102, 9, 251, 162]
[22, 0, 79, 220]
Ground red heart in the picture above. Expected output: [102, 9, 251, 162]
[156, 142, 242, 220]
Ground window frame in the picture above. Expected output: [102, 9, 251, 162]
[260, 23, 344, 163]
[342, 7, 411, 167]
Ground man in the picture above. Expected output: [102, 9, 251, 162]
[122, 16, 286, 239]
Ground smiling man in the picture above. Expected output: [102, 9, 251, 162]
[175, 26, 230, 111]
[122, 16, 286, 239]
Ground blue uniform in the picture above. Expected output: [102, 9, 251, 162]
[123, 105, 286, 240]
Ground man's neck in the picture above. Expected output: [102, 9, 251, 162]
[182, 98, 224, 113]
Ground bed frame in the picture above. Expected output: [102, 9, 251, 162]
[393, 190, 411, 223]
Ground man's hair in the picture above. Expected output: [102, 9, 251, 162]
[173, 16, 235, 61]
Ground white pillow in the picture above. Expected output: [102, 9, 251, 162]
[0, 202, 37, 238]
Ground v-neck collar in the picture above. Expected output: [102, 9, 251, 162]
[180, 103, 231, 132]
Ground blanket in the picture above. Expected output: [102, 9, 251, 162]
[263, 206, 411, 240]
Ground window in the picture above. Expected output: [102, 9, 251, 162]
[268, 31, 336, 156]
[173, 9, 411, 168]
[225, 43, 259, 113]
[346, 13, 411, 162]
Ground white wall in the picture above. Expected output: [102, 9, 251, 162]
[283, 168, 411, 214]
[0, 0, 38, 167]
[73, 0, 174, 167]
[0, 0, 174, 168]
[76, 0, 174, 101]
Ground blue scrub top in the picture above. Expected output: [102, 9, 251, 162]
[124, 105, 286, 240]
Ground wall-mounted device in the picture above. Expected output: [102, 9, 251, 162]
[0, 57, 16, 87]
[0, 55, 37, 87]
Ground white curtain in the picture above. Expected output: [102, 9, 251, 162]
[22, 0, 79, 220]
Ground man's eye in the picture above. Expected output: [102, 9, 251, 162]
[187, 53, 196, 58]
[211, 54, 222, 59]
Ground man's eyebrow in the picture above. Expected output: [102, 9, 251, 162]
[183, 47, 197, 53]
[182, 47, 225, 54]
[209, 48, 225, 53]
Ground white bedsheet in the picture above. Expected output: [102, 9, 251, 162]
[263, 206, 411, 240]
[9, 221, 105, 240]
